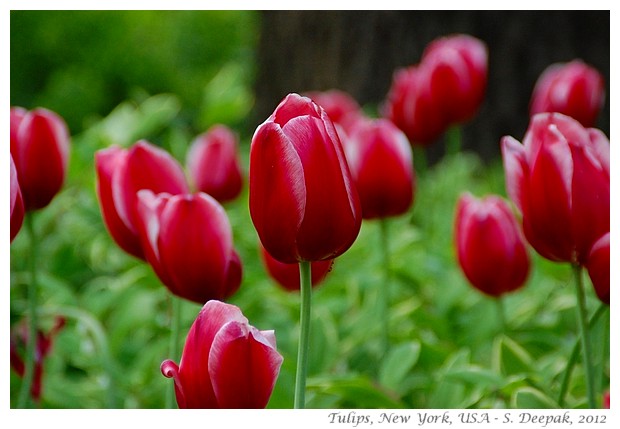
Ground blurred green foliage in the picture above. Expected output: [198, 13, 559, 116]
[10, 10, 257, 135]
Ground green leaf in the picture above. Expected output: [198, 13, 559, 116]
[512, 387, 559, 408]
[379, 340, 421, 393]
[493, 335, 534, 376]
[444, 366, 504, 389]
[307, 374, 404, 409]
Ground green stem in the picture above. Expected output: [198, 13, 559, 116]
[294, 261, 312, 409]
[166, 295, 182, 409]
[558, 303, 607, 407]
[572, 264, 596, 408]
[378, 219, 391, 357]
[495, 296, 506, 333]
[17, 214, 38, 408]
[412, 145, 428, 177]
[446, 125, 462, 157]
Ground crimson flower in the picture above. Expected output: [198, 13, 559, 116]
[161, 300, 283, 408]
[586, 232, 609, 305]
[455, 193, 530, 297]
[249, 93, 362, 263]
[383, 64, 447, 145]
[10, 155, 25, 242]
[422, 34, 488, 125]
[344, 117, 415, 219]
[10, 107, 70, 211]
[136, 190, 242, 304]
[260, 243, 333, 292]
[530, 60, 605, 128]
[501, 113, 609, 265]
[186, 124, 244, 203]
[304, 89, 364, 136]
[95, 140, 189, 259]
[10, 317, 66, 402]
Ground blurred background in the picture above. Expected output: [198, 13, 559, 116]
[11, 10, 610, 162]
[10, 10, 610, 409]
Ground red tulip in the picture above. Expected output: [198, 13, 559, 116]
[455, 193, 530, 297]
[249, 93, 362, 263]
[136, 190, 242, 304]
[186, 125, 244, 203]
[10, 107, 70, 211]
[501, 113, 609, 265]
[383, 64, 448, 145]
[10, 316, 66, 402]
[95, 140, 189, 259]
[344, 117, 415, 219]
[10, 155, 25, 242]
[422, 34, 488, 125]
[530, 60, 605, 128]
[586, 232, 609, 305]
[161, 300, 283, 408]
[260, 243, 333, 291]
[304, 89, 363, 136]
[603, 390, 610, 409]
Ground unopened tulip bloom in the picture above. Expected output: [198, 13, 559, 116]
[501, 113, 609, 265]
[10, 155, 25, 242]
[249, 93, 362, 263]
[344, 118, 415, 219]
[260, 243, 333, 292]
[161, 300, 283, 408]
[305, 89, 363, 136]
[455, 193, 530, 297]
[422, 34, 488, 125]
[186, 125, 244, 203]
[10, 317, 65, 402]
[530, 60, 605, 128]
[383, 65, 448, 145]
[10, 107, 70, 211]
[136, 190, 242, 304]
[95, 141, 189, 259]
[586, 232, 609, 305]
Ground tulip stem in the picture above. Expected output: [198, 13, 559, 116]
[495, 296, 506, 333]
[378, 219, 391, 357]
[558, 303, 607, 407]
[294, 261, 312, 409]
[446, 125, 462, 157]
[412, 146, 428, 177]
[166, 295, 182, 409]
[572, 264, 596, 408]
[17, 214, 39, 409]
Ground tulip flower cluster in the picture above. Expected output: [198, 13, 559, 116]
[384, 34, 488, 145]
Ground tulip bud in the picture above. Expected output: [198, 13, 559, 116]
[249, 93, 362, 263]
[304, 89, 363, 136]
[136, 190, 242, 304]
[10, 107, 70, 211]
[10, 155, 25, 242]
[586, 232, 609, 305]
[422, 34, 488, 125]
[383, 65, 448, 145]
[344, 117, 415, 219]
[501, 113, 609, 265]
[455, 193, 530, 297]
[161, 300, 283, 408]
[260, 243, 333, 291]
[95, 140, 189, 259]
[10, 316, 66, 402]
[530, 60, 605, 128]
[186, 125, 244, 203]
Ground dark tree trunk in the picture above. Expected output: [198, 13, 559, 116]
[253, 10, 609, 163]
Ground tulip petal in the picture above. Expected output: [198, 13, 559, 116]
[95, 147, 144, 259]
[586, 233, 610, 305]
[161, 360, 187, 409]
[500, 136, 528, 214]
[10, 155, 24, 242]
[209, 321, 283, 408]
[177, 301, 247, 408]
[250, 121, 306, 263]
[157, 193, 233, 304]
[283, 115, 361, 261]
